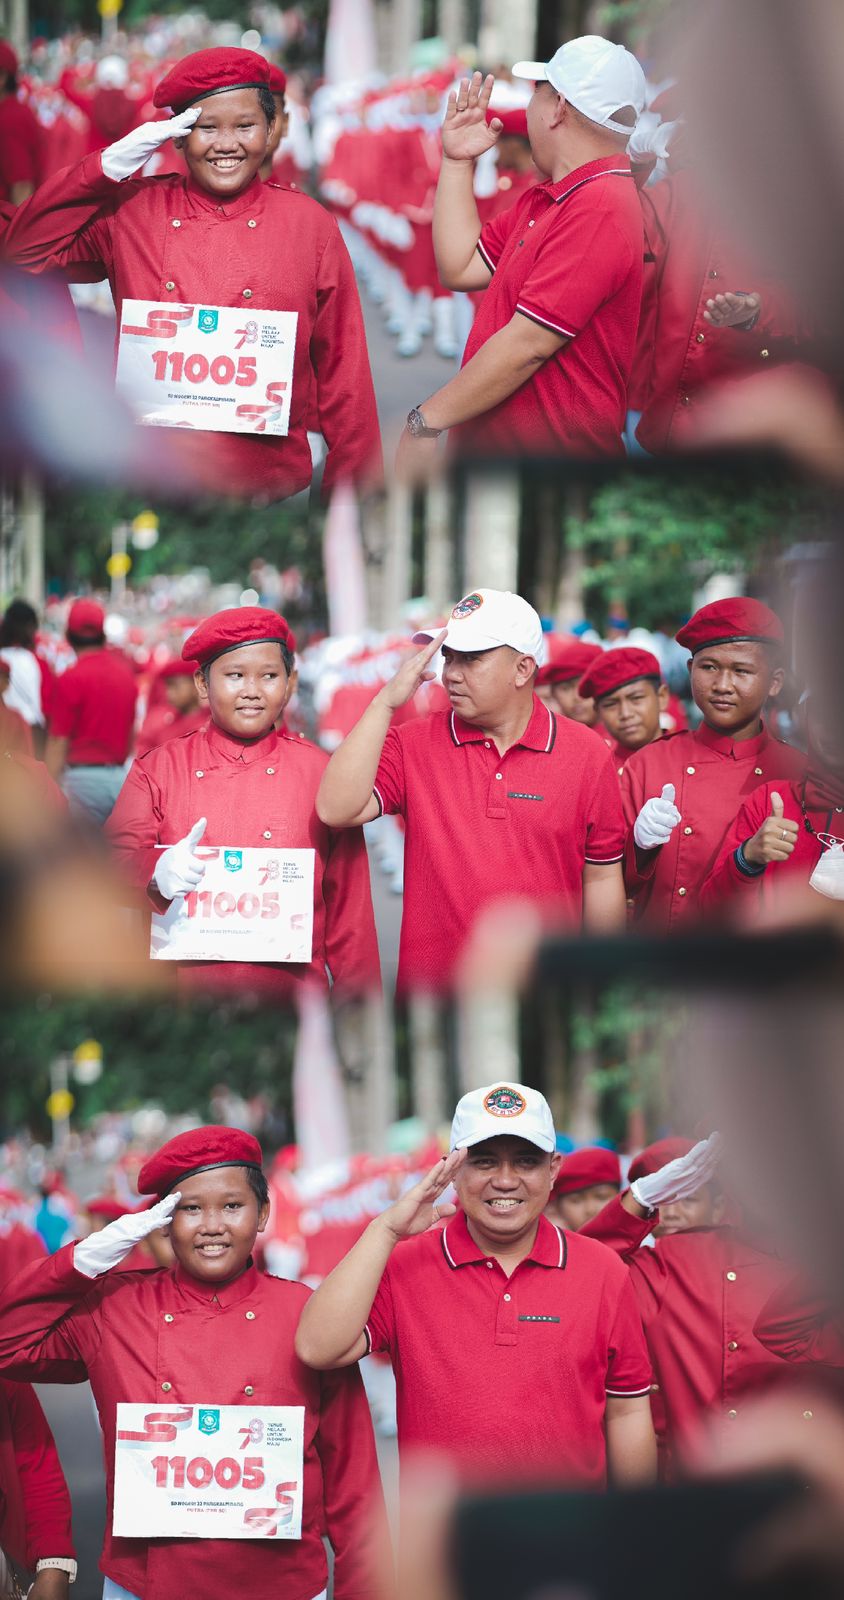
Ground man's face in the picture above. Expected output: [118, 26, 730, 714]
[547, 1182, 620, 1231]
[653, 1186, 724, 1239]
[441, 645, 534, 723]
[549, 677, 598, 726]
[182, 87, 271, 197]
[525, 81, 560, 179]
[455, 1135, 561, 1250]
[168, 1165, 268, 1283]
[689, 642, 782, 735]
[165, 673, 199, 714]
[597, 678, 666, 751]
[263, 92, 290, 165]
[197, 642, 290, 740]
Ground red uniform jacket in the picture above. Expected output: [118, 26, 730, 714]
[0, 1247, 384, 1600]
[620, 723, 807, 931]
[583, 1196, 839, 1474]
[105, 721, 380, 1000]
[700, 775, 844, 917]
[0, 1377, 75, 1571]
[4, 153, 381, 500]
[753, 1275, 844, 1368]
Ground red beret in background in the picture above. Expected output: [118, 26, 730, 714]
[67, 598, 106, 639]
[579, 647, 662, 702]
[0, 40, 18, 76]
[157, 656, 200, 679]
[154, 47, 271, 113]
[137, 1126, 264, 1196]
[84, 1197, 127, 1221]
[628, 1136, 695, 1185]
[536, 638, 602, 687]
[553, 1145, 621, 1197]
[267, 63, 287, 97]
[675, 598, 783, 655]
[183, 606, 295, 667]
[490, 107, 528, 138]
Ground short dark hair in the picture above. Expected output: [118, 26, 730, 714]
[257, 85, 276, 127]
[67, 630, 105, 651]
[0, 598, 38, 648]
[200, 640, 294, 683]
[246, 1166, 270, 1209]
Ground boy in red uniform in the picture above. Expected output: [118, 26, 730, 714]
[545, 1145, 621, 1230]
[106, 605, 379, 1001]
[535, 637, 603, 728]
[0, 1126, 386, 1600]
[0, 1378, 76, 1596]
[136, 657, 208, 754]
[621, 598, 806, 931]
[5, 48, 380, 501]
[578, 647, 669, 777]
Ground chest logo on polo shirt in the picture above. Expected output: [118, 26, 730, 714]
[507, 792, 544, 802]
[452, 593, 484, 619]
[198, 1409, 220, 1435]
[484, 1086, 526, 1118]
[223, 850, 243, 873]
[197, 309, 219, 334]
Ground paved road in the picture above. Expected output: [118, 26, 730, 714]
[38, 1377, 398, 1600]
[360, 280, 458, 438]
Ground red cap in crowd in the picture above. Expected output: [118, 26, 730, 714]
[154, 47, 272, 112]
[183, 607, 295, 667]
[67, 598, 106, 640]
[675, 598, 783, 656]
[578, 647, 662, 703]
[267, 63, 287, 97]
[628, 1136, 694, 1185]
[553, 1146, 621, 1197]
[85, 1196, 127, 1222]
[536, 639, 602, 687]
[490, 107, 528, 137]
[0, 41, 18, 76]
[137, 1125, 264, 1197]
[157, 656, 200, 679]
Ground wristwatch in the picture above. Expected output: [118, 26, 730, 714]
[405, 406, 442, 439]
[36, 1557, 77, 1582]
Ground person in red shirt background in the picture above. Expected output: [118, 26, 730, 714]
[579, 647, 669, 777]
[545, 1145, 621, 1230]
[0, 1377, 76, 1597]
[0, 41, 42, 206]
[621, 597, 806, 932]
[46, 598, 137, 825]
[397, 37, 646, 476]
[535, 637, 604, 730]
[135, 656, 208, 754]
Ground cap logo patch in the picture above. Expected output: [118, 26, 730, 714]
[484, 1086, 526, 1118]
[452, 593, 484, 620]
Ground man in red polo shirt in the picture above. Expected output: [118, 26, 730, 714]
[316, 588, 626, 993]
[396, 36, 645, 474]
[45, 599, 137, 825]
[621, 598, 806, 932]
[0, 1378, 76, 1596]
[579, 647, 669, 779]
[296, 1081, 656, 1487]
[545, 1145, 621, 1231]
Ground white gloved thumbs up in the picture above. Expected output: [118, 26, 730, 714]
[152, 817, 208, 902]
[73, 1192, 181, 1279]
[633, 783, 682, 850]
[102, 107, 201, 182]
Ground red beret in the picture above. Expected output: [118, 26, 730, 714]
[67, 598, 105, 639]
[157, 656, 199, 679]
[0, 40, 18, 76]
[628, 1136, 694, 1185]
[267, 63, 287, 97]
[85, 1196, 128, 1222]
[553, 1146, 621, 1197]
[153, 47, 271, 113]
[675, 598, 783, 656]
[183, 606, 294, 667]
[490, 107, 528, 138]
[579, 647, 662, 703]
[537, 639, 602, 687]
[137, 1126, 264, 1197]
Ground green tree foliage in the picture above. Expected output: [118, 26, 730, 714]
[569, 984, 687, 1142]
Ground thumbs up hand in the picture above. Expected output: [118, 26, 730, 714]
[742, 791, 800, 867]
[152, 817, 208, 902]
[633, 782, 682, 851]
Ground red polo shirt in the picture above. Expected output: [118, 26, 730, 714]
[457, 155, 643, 458]
[373, 696, 625, 991]
[49, 647, 137, 766]
[364, 1210, 651, 1486]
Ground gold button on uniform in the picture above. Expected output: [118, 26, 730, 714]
[247, 219, 257, 228]
[754, 767, 763, 776]
[266, 767, 275, 775]
[726, 1271, 737, 1282]
[696, 332, 705, 343]
[164, 1313, 174, 1324]
[242, 288, 253, 298]
[678, 887, 687, 897]
[803, 1410, 813, 1419]
[172, 219, 181, 228]
[162, 1382, 172, 1392]
[760, 348, 770, 359]
[245, 1311, 256, 1320]
[195, 770, 204, 778]
[727, 1408, 738, 1419]
[687, 766, 696, 775]
[165, 281, 175, 291]
[263, 830, 271, 839]
[727, 1340, 738, 1351]
[244, 1385, 254, 1396]
[683, 826, 693, 835]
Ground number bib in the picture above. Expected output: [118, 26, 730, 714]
[113, 1403, 305, 1540]
[150, 847, 316, 963]
[116, 300, 297, 435]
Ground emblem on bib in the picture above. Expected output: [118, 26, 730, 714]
[197, 309, 219, 334]
[198, 1408, 220, 1435]
[224, 850, 243, 873]
[483, 1086, 526, 1118]
[452, 593, 484, 619]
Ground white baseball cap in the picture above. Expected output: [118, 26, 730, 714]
[512, 35, 646, 136]
[450, 1082, 556, 1154]
[413, 588, 544, 662]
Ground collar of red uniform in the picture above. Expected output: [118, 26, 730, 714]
[693, 720, 770, 760]
[204, 719, 284, 765]
[172, 1257, 260, 1306]
[441, 1208, 567, 1270]
[183, 170, 265, 218]
[449, 695, 556, 753]
[543, 152, 633, 205]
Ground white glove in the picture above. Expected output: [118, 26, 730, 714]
[633, 783, 681, 850]
[101, 107, 201, 181]
[152, 817, 207, 902]
[627, 117, 682, 164]
[630, 1133, 722, 1211]
[73, 1193, 180, 1278]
